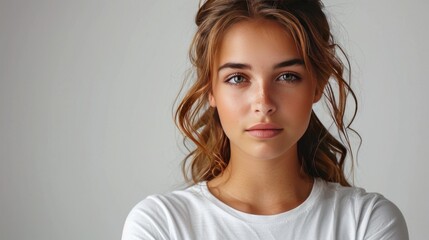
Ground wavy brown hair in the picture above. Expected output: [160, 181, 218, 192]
[175, 0, 360, 186]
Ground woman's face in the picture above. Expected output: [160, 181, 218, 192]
[209, 19, 321, 162]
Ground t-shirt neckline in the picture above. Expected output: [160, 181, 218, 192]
[197, 178, 323, 224]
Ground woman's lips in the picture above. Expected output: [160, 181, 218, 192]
[245, 123, 283, 138]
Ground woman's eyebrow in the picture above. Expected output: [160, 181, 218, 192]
[218, 63, 251, 72]
[218, 58, 304, 73]
[273, 58, 304, 69]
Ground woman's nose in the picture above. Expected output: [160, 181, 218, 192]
[252, 84, 277, 115]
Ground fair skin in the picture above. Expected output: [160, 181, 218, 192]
[207, 19, 323, 215]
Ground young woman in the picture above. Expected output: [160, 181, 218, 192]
[122, 0, 408, 239]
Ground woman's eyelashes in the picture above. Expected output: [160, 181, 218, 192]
[225, 73, 247, 85]
[224, 72, 302, 85]
[277, 72, 302, 83]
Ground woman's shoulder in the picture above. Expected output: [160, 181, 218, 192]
[319, 180, 405, 221]
[316, 179, 409, 239]
[121, 183, 209, 240]
[128, 182, 208, 218]
[320, 180, 400, 210]
[320, 180, 384, 201]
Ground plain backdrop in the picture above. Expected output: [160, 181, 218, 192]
[0, 0, 427, 239]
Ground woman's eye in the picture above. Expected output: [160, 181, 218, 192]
[226, 74, 246, 85]
[278, 72, 301, 83]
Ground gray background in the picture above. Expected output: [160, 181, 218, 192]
[0, 0, 427, 239]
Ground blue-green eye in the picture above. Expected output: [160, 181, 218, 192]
[278, 72, 301, 83]
[226, 74, 246, 85]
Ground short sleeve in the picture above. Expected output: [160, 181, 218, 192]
[362, 197, 409, 240]
[121, 196, 169, 240]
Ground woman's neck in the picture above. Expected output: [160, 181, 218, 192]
[207, 149, 314, 215]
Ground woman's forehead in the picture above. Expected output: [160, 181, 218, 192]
[214, 19, 302, 69]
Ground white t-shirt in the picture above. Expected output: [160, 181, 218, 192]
[121, 179, 408, 240]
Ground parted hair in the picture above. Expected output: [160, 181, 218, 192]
[175, 0, 359, 186]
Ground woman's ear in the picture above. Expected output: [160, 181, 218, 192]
[313, 80, 326, 103]
[209, 92, 216, 107]
[313, 87, 323, 103]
